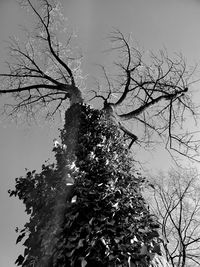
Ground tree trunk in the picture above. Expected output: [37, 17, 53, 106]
[37, 99, 171, 267]
[37, 104, 83, 266]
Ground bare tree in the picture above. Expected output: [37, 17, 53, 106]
[146, 169, 200, 267]
[2, 1, 200, 266]
[0, 0, 199, 160]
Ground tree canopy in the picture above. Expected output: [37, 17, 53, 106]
[0, 0, 199, 161]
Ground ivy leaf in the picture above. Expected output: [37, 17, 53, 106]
[16, 233, 26, 244]
[81, 258, 87, 267]
[140, 243, 148, 255]
[15, 255, 24, 266]
[77, 239, 84, 249]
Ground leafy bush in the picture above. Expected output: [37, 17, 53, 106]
[9, 104, 161, 266]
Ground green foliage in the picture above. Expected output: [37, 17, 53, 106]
[9, 104, 161, 266]
[9, 163, 60, 265]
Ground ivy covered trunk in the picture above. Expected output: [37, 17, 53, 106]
[10, 103, 171, 267]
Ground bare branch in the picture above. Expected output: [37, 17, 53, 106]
[118, 87, 188, 120]
[118, 122, 138, 148]
[147, 169, 200, 266]
[0, 0, 83, 119]
[25, 0, 76, 85]
[91, 30, 199, 161]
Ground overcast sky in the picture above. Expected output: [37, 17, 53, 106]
[1, 0, 200, 266]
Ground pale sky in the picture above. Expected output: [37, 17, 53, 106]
[1, 0, 200, 266]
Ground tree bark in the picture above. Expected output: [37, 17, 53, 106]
[38, 90, 83, 266]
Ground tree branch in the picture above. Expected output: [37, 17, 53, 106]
[119, 88, 188, 121]
[26, 0, 76, 86]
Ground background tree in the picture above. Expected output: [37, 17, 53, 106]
[146, 169, 200, 267]
[1, 0, 199, 266]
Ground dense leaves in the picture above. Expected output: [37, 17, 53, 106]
[9, 163, 60, 265]
[9, 104, 162, 266]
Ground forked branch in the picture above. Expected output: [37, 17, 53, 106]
[93, 30, 199, 161]
[0, 0, 83, 117]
